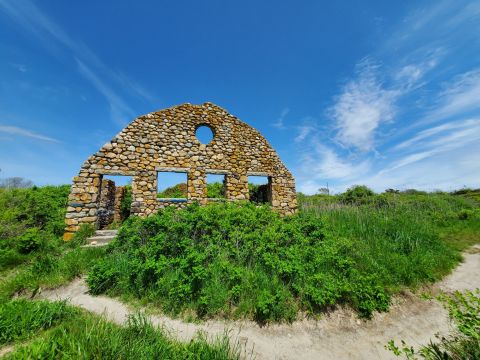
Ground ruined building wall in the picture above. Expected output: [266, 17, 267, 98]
[64, 102, 297, 240]
[113, 186, 127, 223]
[96, 179, 116, 229]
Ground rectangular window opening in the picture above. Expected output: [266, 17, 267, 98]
[248, 175, 272, 204]
[157, 171, 188, 202]
[98, 175, 132, 228]
[206, 173, 227, 200]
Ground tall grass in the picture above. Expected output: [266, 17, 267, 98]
[0, 246, 105, 303]
[0, 299, 76, 345]
[86, 190, 479, 322]
[1, 300, 239, 360]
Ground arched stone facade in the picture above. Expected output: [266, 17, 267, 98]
[63, 102, 297, 240]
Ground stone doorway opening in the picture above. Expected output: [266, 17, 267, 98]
[248, 175, 272, 204]
[97, 175, 132, 229]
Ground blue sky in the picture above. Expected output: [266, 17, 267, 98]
[0, 0, 479, 193]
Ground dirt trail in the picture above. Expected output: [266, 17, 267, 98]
[41, 245, 480, 360]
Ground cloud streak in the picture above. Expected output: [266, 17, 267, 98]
[330, 60, 400, 152]
[272, 108, 290, 129]
[0, 125, 60, 142]
[421, 69, 480, 125]
[0, 0, 156, 124]
[296, 0, 480, 194]
[76, 59, 135, 126]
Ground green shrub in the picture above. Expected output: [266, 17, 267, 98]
[69, 223, 96, 247]
[16, 228, 43, 254]
[340, 185, 375, 204]
[387, 290, 480, 359]
[0, 185, 70, 270]
[0, 247, 106, 303]
[207, 182, 226, 198]
[157, 183, 187, 198]
[87, 202, 395, 321]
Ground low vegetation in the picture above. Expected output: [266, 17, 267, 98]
[0, 183, 479, 356]
[387, 290, 480, 359]
[0, 299, 239, 359]
[87, 186, 480, 321]
[0, 185, 70, 271]
[0, 185, 104, 303]
[157, 182, 268, 202]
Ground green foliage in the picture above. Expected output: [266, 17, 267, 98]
[87, 203, 394, 321]
[451, 188, 480, 204]
[0, 299, 76, 345]
[0, 247, 105, 304]
[16, 228, 43, 254]
[1, 301, 239, 360]
[157, 183, 188, 198]
[340, 185, 375, 204]
[248, 183, 270, 204]
[386, 290, 480, 359]
[88, 187, 480, 322]
[157, 182, 226, 199]
[0, 185, 106, 304]
[207, 182, 226, 198]
[120, 184, 133, 220]
[69, 223, 96, 247]
[0, 185, 69, 270]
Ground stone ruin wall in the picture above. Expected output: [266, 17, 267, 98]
[63, 102, 297, 240]
[96, 179, 115, 228]
[113, 186, 127, 223]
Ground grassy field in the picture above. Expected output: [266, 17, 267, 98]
[0, 184, 479, 358]
[0, 185, 239, 358]
[0, 299, 238, 359]
[88, 186, 480, 321]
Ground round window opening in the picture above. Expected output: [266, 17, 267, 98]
[195, 125, 214, 144]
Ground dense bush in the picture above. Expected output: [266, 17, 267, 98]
[0, 185, 70, 271]
[340, 185, 375, 204]
[89, 202, 439, 321]
[249, 183, 270, 204]
[207, 182, 225, 198]
[87, 186, 480, 322]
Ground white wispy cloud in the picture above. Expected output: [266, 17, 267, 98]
[10, 63, 27, 73]
[296, 0, 480, 194]
[394, 118, 480, 150]
[298, 137, 371, 180]
[421, 69, 480, 124]
[378, 117, 480, 183]
[0, 125, 60, 142]
[294, 126, 313, 143]
[297, 143, 371, 193]
[76, 59, 135, 126]
[0, 0, 156, 124]
[272, 108, 290, 129]
[330, 60, 399, 152]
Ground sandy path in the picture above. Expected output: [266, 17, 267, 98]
[41, 245, 480, 360]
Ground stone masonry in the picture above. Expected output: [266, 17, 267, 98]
[113, 186, 127, 223]
[96, 179, 115, 229]
[63, 102, 297, 240]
